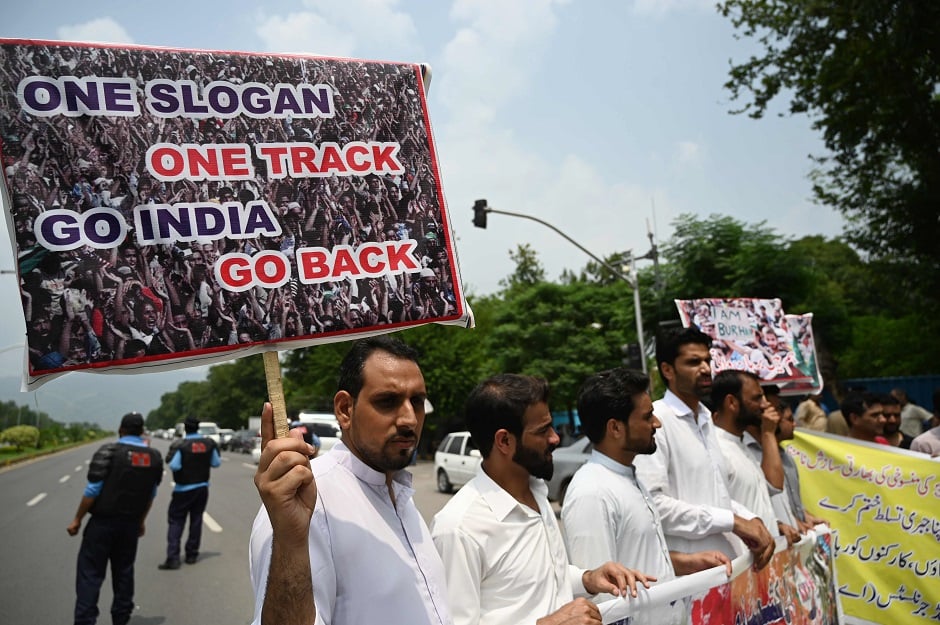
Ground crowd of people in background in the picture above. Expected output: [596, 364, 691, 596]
[0, 43, 457, 373]
[795, 386, 939, 454]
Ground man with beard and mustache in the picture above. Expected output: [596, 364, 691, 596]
[249, 337, 452, 625]
[431, 374, 650, 625]
[562, 368, 731, 625]
[763, 386, 828, 533]
[634, 327, 775, 568]
[711, 371, 799, 545]
[880, 394, 913, 449]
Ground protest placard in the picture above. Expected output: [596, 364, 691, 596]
[675, 297, 822, 394]
[0, 39, 471, 390]
[598, 528, 841, 625]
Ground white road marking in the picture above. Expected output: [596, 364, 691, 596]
[203, 512, 222, 533]
[242, 463, 257, 469]
[59, 475, 70, 483]
[75, 466, 83, 472]
[27, 493, 46, 507]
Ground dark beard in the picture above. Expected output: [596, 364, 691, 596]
[513, 442, 554, 480]
[736, 405, 762, 430]
[356, 438, 416, 474]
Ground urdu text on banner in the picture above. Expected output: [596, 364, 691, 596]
[788, 430, 940, 625]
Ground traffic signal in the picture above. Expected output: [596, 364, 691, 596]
[472, 199, 488, 229]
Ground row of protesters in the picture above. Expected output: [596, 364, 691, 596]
[561, 368, 733, 625]
[429, 374, 653, 625]
[632, 328, 776, 565]
[250, 338, 657, 625]
[250, 335, 760, 625]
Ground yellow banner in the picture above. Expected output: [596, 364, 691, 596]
[787, 430, 940, 624]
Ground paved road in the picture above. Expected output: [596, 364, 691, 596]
[0, 439, 458, 624]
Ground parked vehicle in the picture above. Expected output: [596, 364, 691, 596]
[219, 428, 235, 449]
[251, 437, 262, 464]
[295, 412, 342, 452]
[434, 431, 482, 493]
[197, 422, 222, 446]
[546, 436, 593, 506]
[226, 429, 258, 453]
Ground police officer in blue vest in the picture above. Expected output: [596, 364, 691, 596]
[68, 411, 163, 625]
[159, 415, 220, 569]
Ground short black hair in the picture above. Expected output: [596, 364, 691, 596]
[656, 326, 711, 387]
[841, 391, 880, 425]
[464, 374, 550, 458]
[879, 393, 900, 407]
[337, 336, 420, 398]
[711, 369, 759, 409]
[577, 368, 650, 444]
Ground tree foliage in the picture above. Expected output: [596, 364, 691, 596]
[1, 425, 40, 451]
[145, 214, 937, 436]
[145, 357, 268, 430]
[719, 0, 940, 300]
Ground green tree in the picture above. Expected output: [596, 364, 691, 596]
[719, 0, 940, 300]
[490, 246, 638, 413]
[201, 355, 269, 428]
[282, 342, 351, 413]
[499, 243, 546, 290]
[648, 214, 810, 328]
[1, 425, 40, 451]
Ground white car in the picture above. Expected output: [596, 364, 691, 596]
[434, 431, 482, 493]
[296, 412, 342, 453]
[218, 428, 235, 449]
[251, 438, 262, 464]
[197, 422, 222, 446]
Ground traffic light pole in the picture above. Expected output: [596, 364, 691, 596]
[472, 200, 648, 373]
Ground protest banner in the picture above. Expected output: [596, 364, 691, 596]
[675, 298, 822, 394]
[598, 528, 841, 625]
[0, 39, 472, 391]
[787, 430, 940, 625]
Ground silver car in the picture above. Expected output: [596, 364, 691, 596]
[546, 436, 593, 505]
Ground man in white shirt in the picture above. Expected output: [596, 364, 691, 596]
[249, 337, 452, 625]
[431, 374, 650, 625]
[763, 385, 828, 532]
[891, 388, 931, 438]
[634, 327, 774, 567]
[563, 367, 731, 625]
[710, 370, 799, 545]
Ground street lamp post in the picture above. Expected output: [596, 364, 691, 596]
[472, 199, 651, 373]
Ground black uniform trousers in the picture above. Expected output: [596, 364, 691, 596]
[165, 486, 209, 562]
[74, 515, 140, 625]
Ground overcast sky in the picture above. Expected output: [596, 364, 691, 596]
[0, 0, 844, 418]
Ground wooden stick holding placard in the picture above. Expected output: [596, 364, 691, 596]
[263, 351, 290, 439]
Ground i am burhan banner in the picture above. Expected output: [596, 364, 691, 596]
[675, 298, 822, 395]
[787, 431, 940, 625]
[0, 39, 472, 389]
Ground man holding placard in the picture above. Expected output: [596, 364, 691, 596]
[249, 336, 452, 625]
